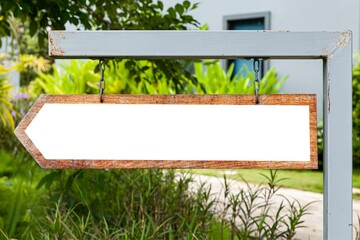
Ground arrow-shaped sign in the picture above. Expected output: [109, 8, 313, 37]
[14, 94, 317, 169]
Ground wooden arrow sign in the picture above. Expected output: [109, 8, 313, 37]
[14, 94, 317, 169]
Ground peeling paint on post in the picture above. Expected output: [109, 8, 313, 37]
[48, 31, 65, 56]
[337, 30, 352, 48]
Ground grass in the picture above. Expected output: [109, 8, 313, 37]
[353, 170, 360, 189]
[192, 169, 323, 193]
[191, 169, 360, 198]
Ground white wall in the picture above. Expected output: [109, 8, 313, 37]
[166, 0, 360, 118]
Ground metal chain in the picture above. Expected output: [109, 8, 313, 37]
[99, 60, 106, 103]
[253, 59, 260, 104]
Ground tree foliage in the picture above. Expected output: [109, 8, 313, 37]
[0, 0, 199, 52]
[0, 0, 202, 91]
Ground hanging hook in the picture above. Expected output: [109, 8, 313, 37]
[99, 59, 106, 103]
[253, 59, 260, 104]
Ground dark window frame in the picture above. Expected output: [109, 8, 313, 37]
[223, 12, 271, 77]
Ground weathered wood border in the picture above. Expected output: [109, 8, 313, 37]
[14, 94, 317, 169]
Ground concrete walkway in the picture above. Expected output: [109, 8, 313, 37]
[187, 174, 360, 240]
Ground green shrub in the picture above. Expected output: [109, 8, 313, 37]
[34, 170, 216, 239]
[353, 56, 360, 168]
[218, 171, 311, 239]
[317, 122, 324, 170]
[30, 170, 311, 240]
[28, 59, 285, 96]
[0, 151, 45, 239]
[28, 60, 99, 95]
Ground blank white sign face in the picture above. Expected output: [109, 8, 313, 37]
[25, 104, 311, 161]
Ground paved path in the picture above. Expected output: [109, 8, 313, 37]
[187, 174, 360, 240]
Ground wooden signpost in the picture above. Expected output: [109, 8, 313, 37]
[15, 94, 317, 169]
[12, 30, 353, 238]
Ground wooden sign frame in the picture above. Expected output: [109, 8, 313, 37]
[15, 94, 317, 169]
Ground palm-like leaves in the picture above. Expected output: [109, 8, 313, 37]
[0, 65, 14, 130]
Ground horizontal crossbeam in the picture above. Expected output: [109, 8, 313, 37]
[48, 30, 348, 59]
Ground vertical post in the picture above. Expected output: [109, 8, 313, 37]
[323, 32, 353, 239]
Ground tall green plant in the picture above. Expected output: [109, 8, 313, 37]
[218, 171, 311, 239]
[0, 63, 14, 130]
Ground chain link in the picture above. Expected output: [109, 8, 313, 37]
[253, 59, 260, 104]
[99, 60, 106, 103]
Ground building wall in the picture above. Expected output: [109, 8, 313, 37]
[167, 0, 360, 118]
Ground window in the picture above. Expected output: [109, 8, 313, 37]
[224, 12, 270, 78]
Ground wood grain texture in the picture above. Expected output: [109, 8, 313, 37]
[14, 94, 318, 169]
